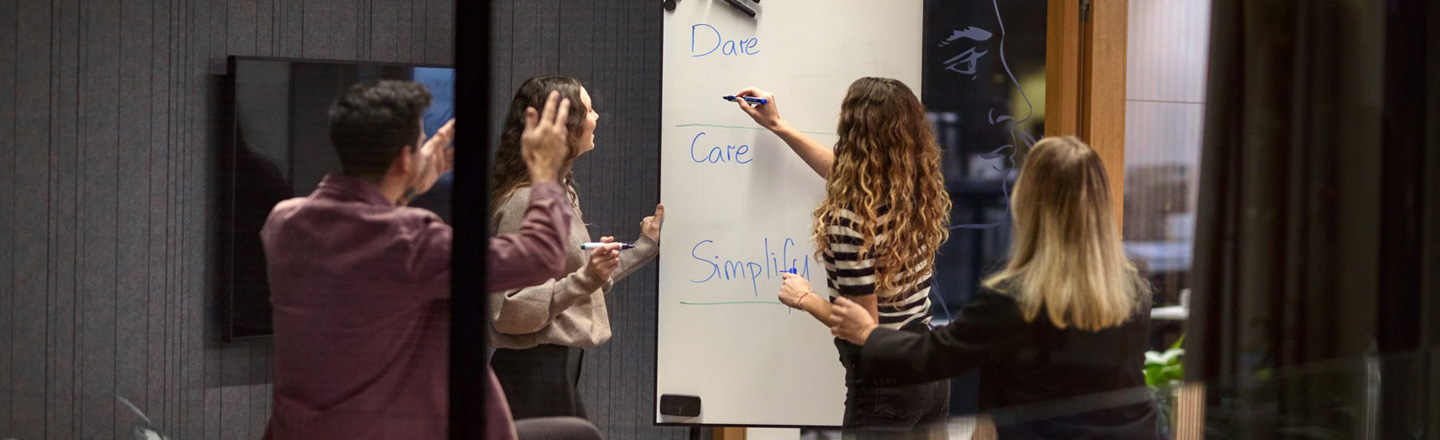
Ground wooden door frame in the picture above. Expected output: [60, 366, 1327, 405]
[1047, 0, 1128, 225]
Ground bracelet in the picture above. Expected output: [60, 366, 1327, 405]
[786, 291, 815, 309]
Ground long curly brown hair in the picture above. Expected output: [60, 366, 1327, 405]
[491, 75, 589, 208]
[814, 77, 951, 301]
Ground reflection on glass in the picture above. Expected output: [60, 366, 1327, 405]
[1122, 0, 1211, 353]
[923, 0, 1046, 321]
[1167, 349, 1440, 438]
[923, 0, 1047, 421]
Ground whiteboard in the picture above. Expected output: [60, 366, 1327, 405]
[657, 0, 923, 427]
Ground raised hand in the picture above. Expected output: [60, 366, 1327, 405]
[412, 119, 455, 196]
[425, 119, 456, 175]
[732, 87, 783, 131]
[521, 91, 573, 184]
[641, 204, 665, 243]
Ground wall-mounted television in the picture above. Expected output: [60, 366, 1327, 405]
[221, 56, 455, 341]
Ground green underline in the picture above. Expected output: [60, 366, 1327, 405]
[675, 123, 835, 137]
[679, 301, 785, 306]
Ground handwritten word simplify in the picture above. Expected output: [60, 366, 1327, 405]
[689, 132, 753, 165]
[690, 238, 812, 296]
[691, 23, 761, 57]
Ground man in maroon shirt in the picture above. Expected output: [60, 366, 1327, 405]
[261, 80, 614, 439]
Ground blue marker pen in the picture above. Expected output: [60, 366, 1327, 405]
[580, 242, 636, 251]
[723, 95, 769, 105]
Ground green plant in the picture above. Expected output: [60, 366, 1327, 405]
[1144, 335, 1184, 388]
[1144, 335, 1184, 436]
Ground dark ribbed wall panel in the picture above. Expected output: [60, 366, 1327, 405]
[0, 1, 451, 438]
[491, 2, 680, 439]
[0, 1, 16, 437]
[3, 1, 678, 439]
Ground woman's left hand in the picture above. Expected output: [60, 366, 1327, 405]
[829, 296, 879, 346]
[641, 203, 665, 243]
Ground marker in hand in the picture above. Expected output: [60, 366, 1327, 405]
[723, 95, 769, 106]
[581, 242, 635, 251]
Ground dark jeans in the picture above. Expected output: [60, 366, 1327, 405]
[491, 345, 587, 420]
[837, 333, 950, 437]
[843, 379, 951, 437]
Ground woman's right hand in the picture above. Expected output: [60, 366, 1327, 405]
[733, 87, 785, 131]
[583, 236, 622, 282]
[777, 273, 814, 309]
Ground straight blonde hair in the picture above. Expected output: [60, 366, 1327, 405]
[982, 136, 1149, 330]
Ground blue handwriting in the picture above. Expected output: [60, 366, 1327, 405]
[689, 237, 811, 296]
[691, 23, 761, 57]
[689, 132, 753, 165]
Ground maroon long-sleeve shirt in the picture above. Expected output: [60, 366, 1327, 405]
[260, 174, 572, 440]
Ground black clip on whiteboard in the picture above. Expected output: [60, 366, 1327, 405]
[659, 394, 703, 417]
[721, 0, 756, 18]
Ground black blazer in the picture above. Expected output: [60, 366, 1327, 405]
[859, 289, 1159, 439]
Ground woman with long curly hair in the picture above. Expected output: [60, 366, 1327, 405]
[733, 77, 953, 436]
[488, 75, 664, 419]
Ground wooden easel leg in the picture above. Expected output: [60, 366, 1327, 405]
[713, 426, 747, 440]
[970, 413, 998, 440]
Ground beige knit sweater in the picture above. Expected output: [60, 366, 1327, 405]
[488, 185, 659, 349]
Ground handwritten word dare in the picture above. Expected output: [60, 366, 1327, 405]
[691, 23, 761, 57]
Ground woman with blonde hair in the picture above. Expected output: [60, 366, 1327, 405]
[828, 136, 1158, 439]
[733, 77, 953, 436]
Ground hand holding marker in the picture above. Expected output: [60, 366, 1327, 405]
[723, 95, 768, 106]
[582, 236, 622, 282]
[581, 242, 635, 251]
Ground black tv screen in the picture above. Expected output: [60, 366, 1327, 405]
[222, 56, 455, 341]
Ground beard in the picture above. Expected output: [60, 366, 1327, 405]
[398, 149, 430, 204]
[399, 173, 426, 205]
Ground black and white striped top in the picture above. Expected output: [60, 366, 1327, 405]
[822, 208, 934, 330]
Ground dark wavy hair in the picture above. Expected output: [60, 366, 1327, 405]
[328, 80, 432, 178]
[491, 76, 589, 208]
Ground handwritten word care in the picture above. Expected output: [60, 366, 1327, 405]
[690, 132, 753, 165]
[690, 238, 812, 296]
[691, 23, 760, 57]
